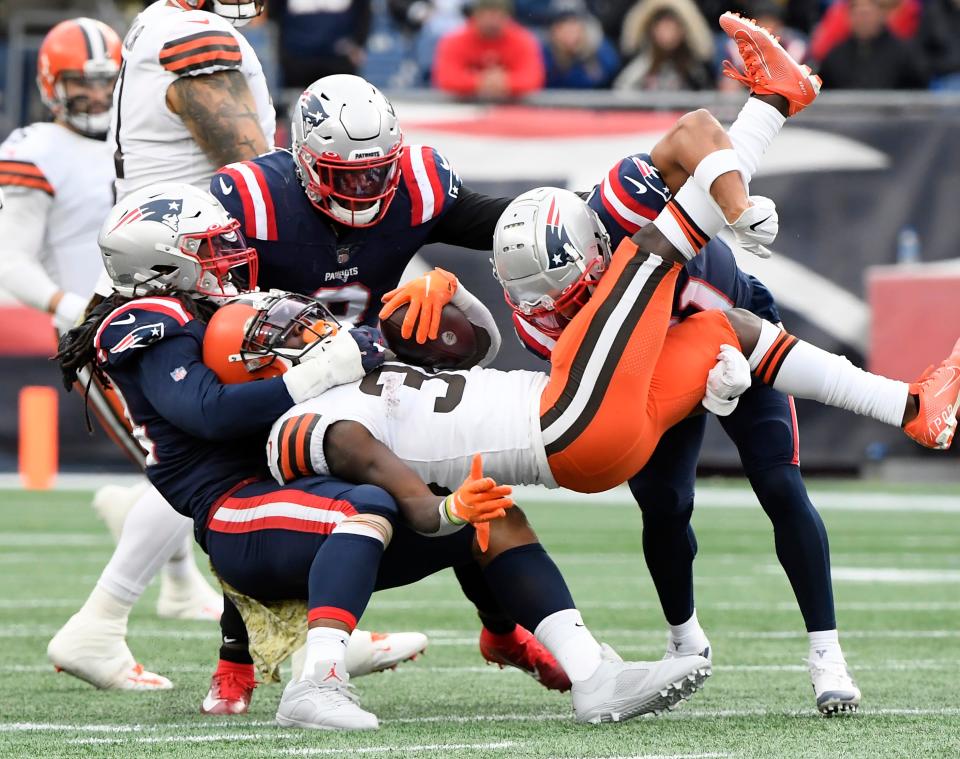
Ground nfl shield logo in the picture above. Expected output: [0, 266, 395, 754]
[170, 366, 187, 382]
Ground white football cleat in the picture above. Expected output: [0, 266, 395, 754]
[572, 644, 710, 724]
[809, 657, 861, 716]
[729, 195, 779, 258]
[663, 636, 712, 663]
[276, 661, 378, 731]
[292, 629, 429, 680]
[155, 568, 224, 621]
[91, 481, 149, 543]
[47, 612, 172, 691]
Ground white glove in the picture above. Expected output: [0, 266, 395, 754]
[703, 344, 752, 417]
[53, 292, 88, 333]
[729, 195, 778, 259]
[281, 328, 365, 404]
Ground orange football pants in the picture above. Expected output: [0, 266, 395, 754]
[540, 239, 740, 493]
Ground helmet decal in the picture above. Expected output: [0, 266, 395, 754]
[544, 196, 576, 270]
[299, 91, 331, 131]
[109, 198, 183, 234]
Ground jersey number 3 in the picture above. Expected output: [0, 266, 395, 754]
[360, 365, 465, 413]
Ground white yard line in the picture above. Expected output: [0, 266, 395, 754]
[5, 475, 960, 513]
[283, 742, 525, 756]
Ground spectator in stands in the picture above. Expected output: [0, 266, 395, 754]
[541, 0, 620, 88]
[917, 0, 960, 88]
[717, 0, 807, 90]
[614, 0, 714, 90]
[809, 0, 920, 62]
[271, 0, 371, 88]
[817, 0, 927, 88]
[432, 0, 545, 98]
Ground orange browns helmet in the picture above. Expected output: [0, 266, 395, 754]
[37, 18, 121, 139]
[204, 291, 341, 384]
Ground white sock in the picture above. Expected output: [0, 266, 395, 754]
[97, 485, 195, 604]
[79, 584, 133, 627]
[728, 97, 786, 185]
[667, 609, 709, 655]
[162, 535, 197, 584]
[808, 629, 844, 663]
[748, 321, 909, 427]
[302, 627, 351, 681]
[534, 609, 603, 682]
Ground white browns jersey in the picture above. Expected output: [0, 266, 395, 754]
[0, 122, 113, 298]
[267, 363, 557, 491]
[112, 0, 275, 200]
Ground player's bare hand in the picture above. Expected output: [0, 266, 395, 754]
[445, 454, 513, 551]
[379, 268, 458, 344]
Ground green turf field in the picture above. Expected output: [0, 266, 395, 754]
[1, 481, 959, 758]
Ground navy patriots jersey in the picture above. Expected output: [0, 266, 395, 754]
[94, 296, 295, 545]
[212, 145, 461, 327]
[513, 153, 781, 361]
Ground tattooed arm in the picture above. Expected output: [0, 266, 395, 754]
[166, 70, 267, 167]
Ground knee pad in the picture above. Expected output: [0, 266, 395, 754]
[332, 513, 394, 547]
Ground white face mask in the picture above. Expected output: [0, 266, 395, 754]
[66, 110, 112, 140]
[328, 198, 381, 226]
[211, 0, 261, 26]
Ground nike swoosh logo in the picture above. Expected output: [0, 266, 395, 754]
[749, 216, 772, 232]
[219, 176, 233, 195]
[934, 367, 960, 398]
[622, 175, 648, 195]
[111, 314, 136, 325]
[223, 637, 237, 644]
[187, 18, 210, 24]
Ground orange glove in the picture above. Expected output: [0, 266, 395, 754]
[379, 268, 458, 345]
[442, 454, 513, 552]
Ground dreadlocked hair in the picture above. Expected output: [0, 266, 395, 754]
[55, 287, 218, 393]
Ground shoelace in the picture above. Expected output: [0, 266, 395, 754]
[317, 680, 361, 706]
[806, 658, 856, 685]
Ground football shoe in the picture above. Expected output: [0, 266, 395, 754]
[808, 657, 861, 716]
[571, 644, 710, 724]
[200, 661, 256, 715]
[291, 629, 429, 680]
[480, 625, 572, 691]
[719, 12, 822, 116]
[47, 612, 171, 690]
[275, 661, 378, 730]
[904, 338, 960, 450]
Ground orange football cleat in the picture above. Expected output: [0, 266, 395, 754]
[903, 338, 960, 450]
[719, 11, 822, 116]
[200, 661, 257, 715]
[480, 625, 571, 692]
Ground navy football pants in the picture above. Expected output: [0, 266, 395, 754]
[628, 382, 836, 632]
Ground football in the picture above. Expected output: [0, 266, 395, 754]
[381, 302, 489, 370]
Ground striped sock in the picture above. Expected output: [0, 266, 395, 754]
[652, 181, 725, 260]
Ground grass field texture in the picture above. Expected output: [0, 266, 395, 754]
[1, 481, 959, 758]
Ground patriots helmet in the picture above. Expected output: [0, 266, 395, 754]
[99, 182, 257, 299]
[291, 74, 403, 228]
[492, 187, 612, 339]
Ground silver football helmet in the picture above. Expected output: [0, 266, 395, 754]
[99, 182, 257, 299]
[291, 74, 403, 228]
[492, 187, 612, 338]
[172, 0, 264, 27]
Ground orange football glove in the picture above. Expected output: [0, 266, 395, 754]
[379, 267, 458, 344]
[443, 454, 514, 552]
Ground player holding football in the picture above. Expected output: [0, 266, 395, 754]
[57, 183, 711, 729]
[381, 14, 860, 714]
[50, 0, 428, 711]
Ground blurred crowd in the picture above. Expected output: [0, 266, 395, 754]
[3, 0, 960, 103]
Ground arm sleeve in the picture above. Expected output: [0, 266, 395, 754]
[450, 281, 501, 366]
[426, 186, 511, 249]
[0, 188, 59, 311]
[136, 334, 295, 440]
